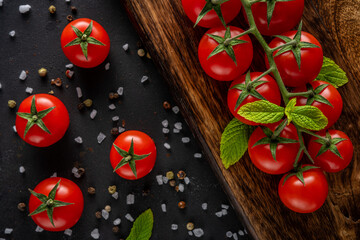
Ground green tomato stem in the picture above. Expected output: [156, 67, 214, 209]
[287, 90, 313, 98]
[271, 119, 288, 140]
[271, 40, 298, 52]
[224, 27, 255, 46]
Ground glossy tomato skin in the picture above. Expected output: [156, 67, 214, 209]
[110, 131, 157, 180]
[227, 72, 281, 125]
[61, 18, 110, 68]
[293, 80, 342, 129]
[29, 177, 84, 231]
[265, 31, 323, 87]
[198, 26, 253, 81]
[244, 0, 304, 36]
[182, 0, 242, 28]
[15, 94, 69, 147]
[278, 165, 328, 213]
[248, 123, 302, 174]
[308, 130, 353, 173]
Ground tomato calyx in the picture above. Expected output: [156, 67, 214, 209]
[259, 0, 296, 28]
[207, 27, 248, 65]
[28, 180, 73, 227]
[273, 21, 320, 69]
[231, 71, 268, 110]
[16, 95, 55, 138]
[252, 120, 298, 161]
[194, 0, 229, 27]
[64, 21, 106, 60]
[113, 138, 151, 178]
[282, 164, 320, 186]
[304, 83, 333, 107]
[313, 131, 347, 158]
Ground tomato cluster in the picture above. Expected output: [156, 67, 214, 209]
[182, 0, 353, 213]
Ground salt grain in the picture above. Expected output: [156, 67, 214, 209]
[162, 176, 168, 184]
[19, 70, 27, 80]
[238, 230, 244, 236]
[141, 75, 149, 84]
[0, 83, 2, 89]
[112, 116, 119, 122]
[233, 233, 238, 240]
[161, 203, 167, 212]
[189, 231, 194, 236]
[74, 136, 83, 144]
[161, 119, 169, 127]
[194, 153, 202, 158]
[71, 167, 78, 174]
[97, 132, 106, 144]
[222, 209, 228, 216]
[13, 125, 17, 133]
[50, 172, 57, 177]
[117, 87, 124, 96]
[112, 192, 118, 199]
[113, 218, 121, 226]
[193, 228, 204, 238]
[181, 137, 190, 143]
[35, 226, 44, 232]
[118, 127, 125, 133]
[179, 183, 185, 192]
[90, 228, 100, 239]
[164, 143, 171, 149]
[108, 104, 116, 110]
[9, 31, 15, 37]
[65, 0, 71, 3]
[156, 175, 163, 185]
[25, 87, 33, 94]
[172, 106, 179, 114]
[101, 209, 109, 220]
[19, 4, 31, 14]
[173, 128, 180, 133]
[201, 203, 208, 210]
[65, 63, 73, 69]
[221, 204, 230, 209]
[19, 166, 25, 173]
[0, 0, 3, 7]
[162, 128, 169, 134]
[126, 194, 135, 205]
[171, 224, 178, 231]
[174, 122, 182, 130]
[122, 43, 129, 51]
[105, 62, 110, 70]
[215, 211, 223, 217]
[125, 213, 134, 222]
[226, 231, 233, 238]
[64, 229, 72, 236]
[4, 228, 13, 234]
[184, 177, 190, 185]
[76, 87, 82, 98]
[90, 109, 97, 119]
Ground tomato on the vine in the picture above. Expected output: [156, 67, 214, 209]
[308, 130, 353, 173]
[182, 0, 242, 28]
[110, 131, 157, 180]
[227, 72, 281, 125]
[28, 177, 84, 231]
[244, 0, 304, 36]
[265, 23, 323, 87]
[198, 26, 253, 81]
[16, 94, 69, 147]
[61, 18, 110, 68]
[248, 122, 302, 174]
[278, 165, 328, 213]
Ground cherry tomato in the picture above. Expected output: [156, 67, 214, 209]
[198, 26, 253, 81]
[308, 130, 353, 173]
[278, 165, 328, 213]
[16, 94, 69, 147]
[244, 0, 304, 36]
[227, 72, 281, 125]
[110, 131, 157, 180]
[29, 177, 84, 231]
[248, 123, 302, 174]
[61, 18, 110, 68]
[182, 0, 242, 28]
[266, 31, 323, 87]
[292, 80, 342, 129]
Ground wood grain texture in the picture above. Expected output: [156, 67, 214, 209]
[121, 0, 360, 239]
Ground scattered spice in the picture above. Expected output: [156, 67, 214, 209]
[166, 171, 174, 180]
[113, 93, 119, 99]
[77, 102, 85, 111]
[177, 170, 186, 180]
[175, 186, 179, 192]
[105, 205, 111, 212]
[67, 15, 73, 22]
[77, 167, 85, 177]
[48, 5, 56, 14]
[87, 187, 96, 195]
[109, 92, 115, 100]
[95, 211, 102, 219]
[146, 52, 151, 59]
[178, 201, 186, 209]
[8, 100, 16, 109]
[51, 78, 62, 87]
[112, 226, 119, 233]
[108, 185, 117, 194]
[186, 222, 195, 231]
[111, 127, 119, 136]
[83, 99, 93, 107]
[163, 101, 171, 110]
[17, 202, 26, 211]
[38, 68, 47, 77]
[169, 179, 176, 187]
[48, 90, 54, 95]
[121, 120, 126, 128]
[71, 6, 77, 14]
[137, 49, 145, 57]
[65, 69, 74, 79]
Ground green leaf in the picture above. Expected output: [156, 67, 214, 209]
[16, 112, 32, 120]
[35, 119, 51, 135]
[126, 209, 154, 240]
[207, 44, 225, 60]
[315, 57, 348, 88]
[28, 203, 48, 216]
[225, 46, 237, 65]
[87, 37, 106, 46]
[47, 207, 55, 227]
[83, 21, 93, 36]
[28, 188, 48, 202]
[23, 121, 35, 138]
[128, 160, 137, 178]
[30, 95, 37, 115]
[207, 34, 225, 44]
[113, 144, 128, 157]
[113, 158, 128, 172]
[80, 41, 89, 60]
[64, 38, 81, 47]
[48, 180, 61, 200]
[132, 153, 151, 161]
[193, 2, 213, 27]
[274, 45, 292, 57]
[52, 200, 74, 207]
[220, 119, 254, 169]
[213, 5, 226, 27]
[71, 25, 83, 38]
[238, 100, 285, 124]
[37, 107, 55, 119]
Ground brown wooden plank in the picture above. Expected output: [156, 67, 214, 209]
[121, 0, 360, 239]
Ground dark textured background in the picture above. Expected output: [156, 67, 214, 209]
[0, 0, 250, 239]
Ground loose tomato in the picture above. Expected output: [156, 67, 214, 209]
[292, 80, 342, 129]
[227, 72, 281, 125]
[110, 131, 157, 180]
[244, 0, 304, 36]
[278, 165, 328, 213]
[61, 18, 110, 68]
[308, 130, 353, 173]
[16, 94, 69, 147]
[29, 177, 84, 231]
[266, 30, 323, 87]
[198, 26, 253, 81]
[248, 122, 302, 174]
[182, 0, 242, 28]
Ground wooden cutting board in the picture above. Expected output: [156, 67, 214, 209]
[121, 0, 360, 239]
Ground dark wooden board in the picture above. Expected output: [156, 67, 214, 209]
[121, 0, 360, 239]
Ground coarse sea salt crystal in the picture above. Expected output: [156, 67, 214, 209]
[0, 83, 2, 89]
[101, 209, 109, 220]
[222, 204, 230, 209]
[97, 132, 106, 144]
[215, 211, 223, 217]
[112, 192, 118, 199]
[181, 137, 190, 143]
[67, 70, 74, 78]
[65, 63, 73, 69]
[25, 87, 33, 94]
[171, 224, 178, 231]
[222, 208, 228, 215]
[193, 228, 204, 238]
[76, 87, 82, 98]
[117, 87, 124, 96]
[50, 172, 57, 177]
[125, 213, 134, 222]
[113, 218, 121, 225]
[156, 175, 163, 185]
[162, 176, 168, 184]
[19, 4, 31, 14]
[9, 31, 15, 37]
[188, 231, 193, 236]
[122, 43, 129, 51]
[194, 153, 202, 158]
[19, 70, 27, 80]
[173, 128, 180, 134]
[233, 233, 238, 240]
[105, 62, 110, 70]
[161, 119, 169, 127]
[90, 109, 97, 119]
[201, 203, 207, 210]
[164, 143, 171, 149]
[141, 75, 149, 84]
[178, 183, 185, 192]
[4, 228, 13, 234]
[0, 0, 3, 7]
[174, 122, 182, 130]
[65, 0, 71, 3]
[238, 230, 244, 236]
[64, 229, 72, 236]
[226, 231, 233, 238]
[162, 128, 169, 134]
[90, 228, 100, 239]
[118, 127, 125, 133]
[19, 166, 25, 173]
[13, 125, 17, 133]
[71, 167, 78, 174]
[35, 226, 44, 232]
[112, 116, 119, 122]
[172, 106, 179, 114]
[184, 177, 190, 185]
[126, 194, 135, 205]
[74, 136, 83, 144]
[108, 104, 116, 110]
[161, 203, 167, 212]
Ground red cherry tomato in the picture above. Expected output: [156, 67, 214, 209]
[266, 31, 323, 87]
[61, 18, 110, 68]
[29, 177, 84, 231]
[243, 0, 304, 36]
[181, 0, 242, 28]
[198, 26, 253, 81]
[227, 72, 281, 125]
[110, 131, 157, 180]
[278, 165, 328, 213]
[15, 94, 69, 147]
[292, 80, 343, 129]
[308, 130, 353, 173]
[248, 123, 302, 174]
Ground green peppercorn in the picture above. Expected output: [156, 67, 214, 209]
[83, 99, 93, 107]
[87, 187, 96, 195]
[166, 171, 174, 180]
[8, 100, 16, 109]
[38, 68, 47, 77]
[49, 5, 56, 14]
[108, 185, 117, 194]
[186, 222, 194, 231]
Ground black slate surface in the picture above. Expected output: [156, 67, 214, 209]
[0, 0, 250, 239]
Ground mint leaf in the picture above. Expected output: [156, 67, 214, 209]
[315, 56, 348, 88]
[126, 209, 153, 240]
[220, 119, 254, 169]
[238, 100, 284, 124]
